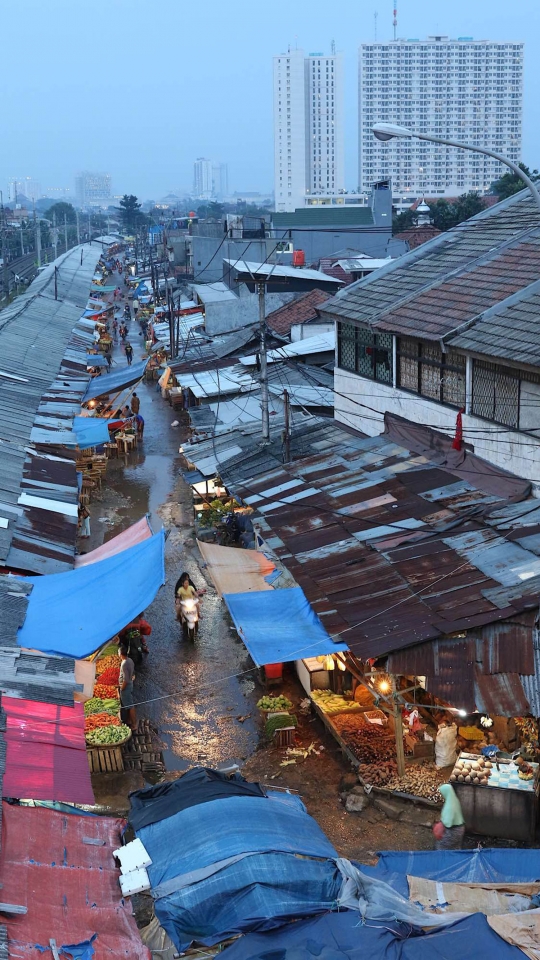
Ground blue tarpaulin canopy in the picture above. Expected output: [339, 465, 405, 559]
[220, 912, 523, 960]
[83, 359, 148, 401]
[365, 849, 540, 897]
[86, 354, 108, 367]
[16, 530, 166, 657]
[223, 586, 348, 665]
[72, 416, 111, 450]
[135, 792, 339, 953]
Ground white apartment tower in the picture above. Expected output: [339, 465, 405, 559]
[359, 37, 523, 201]
[274, 48, 344, 212]
[193, 158, 214, 199]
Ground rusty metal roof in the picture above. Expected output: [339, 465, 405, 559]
[217, 423, 540, 662]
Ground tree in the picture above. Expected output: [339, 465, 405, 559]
[429, 191, 485, 231]
[392, 208, 415, 233]
[490, 162, 540, 201]
[118, 194, 146, 232]
[196, 201, 224, 220]
[43, 201, 77, 224]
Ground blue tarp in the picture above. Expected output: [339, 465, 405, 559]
[86, 354, 108, 367]
[136, 793, 339, 953]
[222, 586, 348, 666]
[73, 416, 111, 450]
[16, 530, 166, 657]
[367, 849, 540, 897]
[220, 912, 523, 960]
[83, 359, 148, 401]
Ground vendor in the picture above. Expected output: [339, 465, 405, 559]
[434, 784, 465, 850]
[119, 644, 137, 730]
[119, 615, 151, 654]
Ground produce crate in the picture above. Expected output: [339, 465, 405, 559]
[87, 743, 125, 774]
[274, 727, 295, 748]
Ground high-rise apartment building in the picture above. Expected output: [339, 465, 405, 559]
[359, 37, 523, 201]
[8, 177, 41, 203]
[193, 159, 229, 199]
[74, 171, 112, 208]
[273, 48, 344, 212]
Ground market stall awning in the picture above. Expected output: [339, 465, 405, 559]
[83, 358, 148, 401]
[86, 353, 108, 367]
[72, 415, 111, 449]
[0, 804, 149, 959]
[2, 696, 94, 804]
[197, 540, 275, 596]
[223, 586, 348, 666]
[75, 516, 153, 567]
[90, 283, 116, 292]
[16, 529, 166, 657]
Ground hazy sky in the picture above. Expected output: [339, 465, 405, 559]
[1, 0, 538, 200]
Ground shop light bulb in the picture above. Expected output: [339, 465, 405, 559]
[379, 679, 390, 693]
[458, 709, 467, 717]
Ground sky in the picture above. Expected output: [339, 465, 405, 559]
[1, 0, 539, 201]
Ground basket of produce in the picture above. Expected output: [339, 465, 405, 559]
[311, 690, 363, 716]
[265, 713, 298, 740]
[257, 695, 293, 716]
[85, 713, 121, 735]
[95, 655, 120, 677]
[93, 683, 119, 700]
[84, 697, 120, 717]
[85, 723, 132, 747]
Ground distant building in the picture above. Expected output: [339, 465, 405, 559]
[273, 47, 344, 212]
[74, 171, 112, 209]
[193, 159, 229, 199]
[8, 177, 41, 203]
[212, 162, 228, 199]
[359, 37, 524, 202]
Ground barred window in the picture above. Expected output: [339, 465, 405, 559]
[397, 338, 466, 408]
[471, 360, 540, 432]
[337, 322, 392, 384]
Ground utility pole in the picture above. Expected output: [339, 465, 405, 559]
[391, 676, 406, 777]
[52, 211, 58, 259]
[19, 222, 25, 257]
[34, 209, 42, 268]
[258, 281, 270, 441]
[283, 389, 291, 462]
[1, 191, 9, 298]
[54, 265, 58, 300]
[76, 210, 80, 245]
[88, 212, 91, 243]
[63, 213, 68, 252]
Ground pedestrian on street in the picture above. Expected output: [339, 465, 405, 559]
[78, 503, 91, 538]
[433, 784, 466, 850]
[131, 392, 140, 414]
[135, 413, 144, 438]
[106, 352, 112, 370]
[112, 319, 118, 340]
[118, 645, 137, 730]
[125, 342, 134, 365]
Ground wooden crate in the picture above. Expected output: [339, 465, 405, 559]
[87, 744, 124, 774]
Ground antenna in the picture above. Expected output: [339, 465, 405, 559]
[374, 10, 378, 40]
[393, 2, 397, 40]
[331, 38, 336, 55]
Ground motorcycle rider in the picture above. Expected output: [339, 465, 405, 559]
[174, 572, 203, 622]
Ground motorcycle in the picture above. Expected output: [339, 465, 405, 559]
[178, 596, 199, 642]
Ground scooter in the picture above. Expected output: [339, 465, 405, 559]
[179, 597, 199, 642]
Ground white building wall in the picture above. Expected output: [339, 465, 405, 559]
[305, 53, 345, 197]
[334, 367, 540, 491]
[358, 38, 523, 200]
[274, 49, 307, 212]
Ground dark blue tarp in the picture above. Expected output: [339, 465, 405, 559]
[220, 912, 524, 960]
[369, 849, 540, 895]
[223, 587, 348, 665]
[73, 416, 111, 450]
[83, 359, 148, 401]
[16, 530, 166, 657]
[86, 354, 108, 367]
[136, 793, 339, 953]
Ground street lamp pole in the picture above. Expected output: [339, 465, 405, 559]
[372, 123, 540, 213]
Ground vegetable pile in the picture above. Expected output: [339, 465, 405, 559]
[265, 714, 298, 739]
[84, 697, 119, 716]
[257, 695, 293, 712]
[85, 724, 131, 746]
[94, 683, 119, 700]
[333, 715, 396, 763]
[311, 690, 363, 716]
[96, 666, 120, 685]
[95, 654, 120, 676]
[85, 713, 121, 733]
[384, 764, 445, 803]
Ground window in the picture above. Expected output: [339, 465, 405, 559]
[397, 338, 466, 407]
[337, 323, 392, 383]
[472, 360, 540, 434]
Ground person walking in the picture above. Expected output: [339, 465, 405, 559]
[78, 503, 91, 539]
[131, 392, 140, 414]
[135, 413, 144, 438]
[133, 297, 140, 319]
[118, 645, 137, 730]
[125, 342, 134, 365]
[433, 784, 466, 850]
[106, 351, 112, 370]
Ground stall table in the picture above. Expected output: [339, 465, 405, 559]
[453, 757, 539, 842]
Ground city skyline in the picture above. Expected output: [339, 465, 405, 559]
[0, 0, 538, 199]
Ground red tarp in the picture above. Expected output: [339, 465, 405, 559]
[74, 516, 153, 567]
[2, 697, 94, 804]
[0, 803, 150, 959]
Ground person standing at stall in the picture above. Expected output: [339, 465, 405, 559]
[119, 645, 137, 730]
[78, 503, 91, 539]
[433, 784, 466, 850]
[131, 392, 140, 414]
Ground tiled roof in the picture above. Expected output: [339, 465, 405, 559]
[321, 191, 540, 341]
[266, 289, 330, 335]
[448, 282, 540, 365]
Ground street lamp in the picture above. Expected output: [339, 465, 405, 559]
[372, 122, 540, 213]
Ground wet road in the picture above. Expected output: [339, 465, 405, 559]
[87, 288, 261, 772]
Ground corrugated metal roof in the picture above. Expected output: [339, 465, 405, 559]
[0, 648, 82, 705]
[213, 422, 540, 662]
[0, 578, 32, 646]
